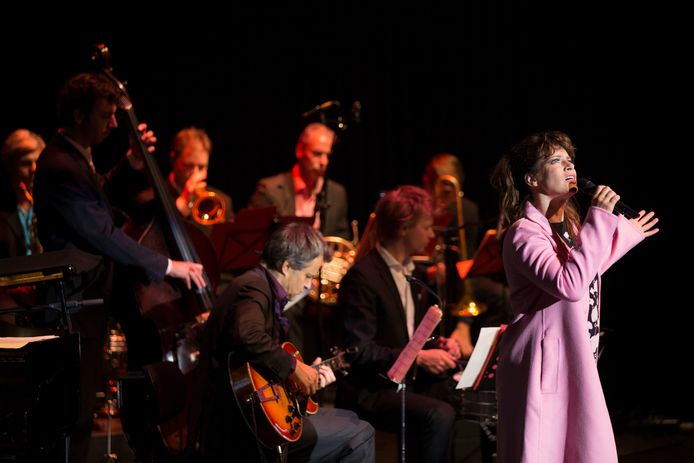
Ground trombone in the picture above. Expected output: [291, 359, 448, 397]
[433, 174, 487, 318]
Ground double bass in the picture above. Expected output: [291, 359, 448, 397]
[93, 44, 219, 371]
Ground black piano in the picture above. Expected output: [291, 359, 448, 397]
[0, 250, 101, 461]
[0, 327, 80, 460]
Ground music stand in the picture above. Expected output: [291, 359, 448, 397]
[456, 229, 504, 280]
[386, 306, 443, 463]
[456, 325, 506, 462]
[209, 207, 278, 273]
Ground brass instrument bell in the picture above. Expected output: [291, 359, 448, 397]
[191, 189, 226, 225]
[309, 236, 356, 305]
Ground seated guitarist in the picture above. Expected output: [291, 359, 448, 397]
[195, 222, 374, 462]
[336, 186, 463, 462]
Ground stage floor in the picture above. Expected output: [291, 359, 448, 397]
[87, 414, 694, 463]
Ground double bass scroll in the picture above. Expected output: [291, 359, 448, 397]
[91, 44, 218, 364]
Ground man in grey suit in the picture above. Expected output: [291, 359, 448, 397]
[248, 122, 349, 239]
[248, 122, 350, 362]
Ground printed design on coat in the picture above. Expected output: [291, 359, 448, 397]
[587, 276, 600, 359]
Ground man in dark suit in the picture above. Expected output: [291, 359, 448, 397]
[248, 122, 349, 239]
[248, 122, 350, 361]
[197, 222, 374, 462]
[33, 72, 206, 463]
[337, 185, 463, 462]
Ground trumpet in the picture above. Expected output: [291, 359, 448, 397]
[191, 189, 226, 225]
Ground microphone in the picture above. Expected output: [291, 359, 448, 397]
[577, 178, 640, 219]
[405, 275, 444, 311]
[406, 275, 467, 367]
[302, 100, 341, 118]
[284, 286, 311, 311]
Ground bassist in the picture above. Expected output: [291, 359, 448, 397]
[33, 72, 206, 463]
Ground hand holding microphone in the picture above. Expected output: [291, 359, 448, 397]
[577, 178, 640, 219]
[578, 178, 660, 237]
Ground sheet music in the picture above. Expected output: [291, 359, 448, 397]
[0, 335, 58, 349]
[456, 326, 501, 389]
[387, 305, 442, 384]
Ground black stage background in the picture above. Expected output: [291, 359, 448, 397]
[2, 5, 690, 423]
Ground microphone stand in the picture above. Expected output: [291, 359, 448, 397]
[401, 276, 441, 462]
[406, 275, 444, 336]
[315, 169, 330, 236]
[385, 302, 444, 463]
[398, 381, 406, 463]
[313, 168, 330, 355]
[376, 372, 408, 463]
[407, 275, 469, 370]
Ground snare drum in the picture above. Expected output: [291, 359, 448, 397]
[460, 389, 497, 424]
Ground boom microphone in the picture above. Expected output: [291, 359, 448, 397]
[405, 275, 444, 310]
[577, 178, 640, 219]
[302, 100, 341, 118]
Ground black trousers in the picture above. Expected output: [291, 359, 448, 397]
[345, 381, 456, 462]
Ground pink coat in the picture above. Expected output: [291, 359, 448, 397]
[496, 202, 644, 463]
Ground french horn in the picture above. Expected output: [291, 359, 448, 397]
[309, 221, 360, 305]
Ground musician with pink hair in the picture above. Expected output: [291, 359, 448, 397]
[337, 185, 464, 462]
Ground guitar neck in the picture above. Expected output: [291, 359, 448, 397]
[312, 355, 342, 373]
[309, 345, 357, 374]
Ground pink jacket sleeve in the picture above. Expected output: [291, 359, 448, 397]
[506, 207, 619, 302]
[598, 214, 645, 274]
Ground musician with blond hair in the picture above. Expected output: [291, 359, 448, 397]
[0, 128, 45, 257]
[336, 185, 463, 462]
